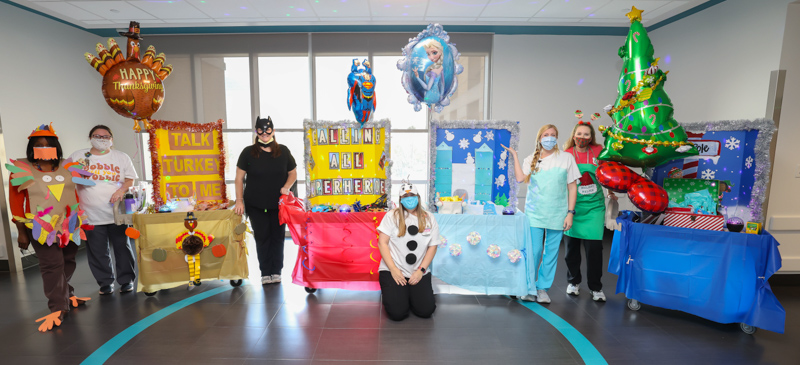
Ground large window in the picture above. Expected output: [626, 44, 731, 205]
[137, 34, 490, 206]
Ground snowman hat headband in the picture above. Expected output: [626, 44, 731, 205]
[399, 178, 418, 197]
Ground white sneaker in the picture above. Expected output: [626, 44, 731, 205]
[271, 274, 281, 283]
[261, 276, 273, 285]
[520, 294, 537, 302]
[566, 284, 580, 296]
[592, 290, 606, 302]
[536, 290, 551, 304]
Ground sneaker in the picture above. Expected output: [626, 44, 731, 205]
[271, 274, 281, 284]
[120, 283, 134, 293]
[520, 294, 537, 302]
[99, 285, 114, 295]
[592, 290, 606, 302]
[566, 284, 580, 296]
[261, 276, 273, 285]
[536, 290, 551, 304]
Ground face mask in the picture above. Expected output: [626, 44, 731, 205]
[91, 138, 113, 151]
[401, 196, 419, 210]
[33, 147, 57, 160]
[541, 136, 557, 151]
[257, 137, 274, 146]
[574, 137, 591, 148]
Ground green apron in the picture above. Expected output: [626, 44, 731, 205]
[564, 150, 605, 240]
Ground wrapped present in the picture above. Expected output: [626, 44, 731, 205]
[663, 209, 724, 231]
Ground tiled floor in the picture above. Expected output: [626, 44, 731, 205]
[1, 233, 798, 364]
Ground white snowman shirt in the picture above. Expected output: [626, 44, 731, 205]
[377, 209, 440, 277]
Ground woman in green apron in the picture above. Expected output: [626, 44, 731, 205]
[563, 121, 616, 302]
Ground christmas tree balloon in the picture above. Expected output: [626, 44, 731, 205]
[598, 6, 698, 168]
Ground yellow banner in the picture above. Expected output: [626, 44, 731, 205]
[305, 121, 390, 207]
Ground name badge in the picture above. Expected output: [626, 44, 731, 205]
[422, 227, 432, 236]
[579, 184, 598, 195]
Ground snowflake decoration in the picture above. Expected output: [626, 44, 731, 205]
[412, 56, 426, 71]
[498, 159, 507, 170]
[677, 188, 683, 193]
[458, 138, 470, 150]
[725, 137, 740, 150]
[701, 169, 715, 180]
[495, 174, 506, 188]
[745, 156, 753, 169]
[689, 181, 695, 186]
[485, 130, 494, 141]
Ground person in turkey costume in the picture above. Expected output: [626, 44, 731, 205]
[8, 124, 94, 332]
[377, 182, 439, 321]
[562, 119, 616, 302]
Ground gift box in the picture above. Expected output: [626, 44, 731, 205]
[663, 209, 724, 231]
[663, 178, 728, 214]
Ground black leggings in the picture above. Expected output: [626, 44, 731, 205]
[564, 235, 603, 292]
[246, 205, 286, 277]
[379, 271, 436, 321]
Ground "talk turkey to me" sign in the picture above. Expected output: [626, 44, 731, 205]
[148, 120, 227, 207]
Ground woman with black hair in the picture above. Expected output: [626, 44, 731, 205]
[234, 116, 297, 285]
[8, 124, 92, 332]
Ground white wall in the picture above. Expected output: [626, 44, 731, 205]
[767, 1, 800, 272]
[0, 2, 141, 267]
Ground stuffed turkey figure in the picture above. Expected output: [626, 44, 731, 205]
[175, 212, 214, 286]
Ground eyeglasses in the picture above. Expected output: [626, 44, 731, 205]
[92, 134, 112, 140]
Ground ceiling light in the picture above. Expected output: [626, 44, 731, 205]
[110, 9, 119, 13]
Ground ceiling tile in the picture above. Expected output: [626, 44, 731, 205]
[529, 17, 583, 23]
[371, 16, 426, 21]
[479, 0, 547, 18]
[69, 1, 157, 20]
[159, 18, 221, 24]
[185, 0, 263, 18]
[311, 0, 371, 17]
[249, 0, 317, 18]
[128, 0, 211, 20]
[369, 0, 428, 17]
[641, 1, 691, 22]
[83, 20, 118, 26]
[424, 16, 478, 22]
[587, 0, 671, 19]
[427, 0, 490, 17]
[34, 2, 103, 21]
[478, 17, 533, 22]
[265, 17, 322, 22]
[535, 0, 612, 18]
[318, 17, 373, 21]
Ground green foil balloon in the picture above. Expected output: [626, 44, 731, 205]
[598, 7, 698, 168]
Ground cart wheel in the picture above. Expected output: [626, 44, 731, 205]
[627, 299, 641, 311]
[144, 291, 157, 297]
[740, 323, 757, 335]
[230, 279, 243, 287]
[305, 287, 317, 294]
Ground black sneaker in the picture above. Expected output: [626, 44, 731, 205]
[120, 283, 134, 293]
[99, 285, 114, 295]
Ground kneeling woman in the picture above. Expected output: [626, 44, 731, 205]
[377, 182, 439, 321]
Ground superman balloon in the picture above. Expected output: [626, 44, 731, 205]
[347, 59, 376, 127]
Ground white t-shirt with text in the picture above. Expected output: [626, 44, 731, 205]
[69, 149, 138, 225]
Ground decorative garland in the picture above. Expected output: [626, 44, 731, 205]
[428, 120, 521, 211]
[679, 118, 776, 223]
[147, 119, 227, 208]
[302, 119, 392, 211]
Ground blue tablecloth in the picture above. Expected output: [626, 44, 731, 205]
[610, 213, 785, 333]
[432, 213, 532, 296]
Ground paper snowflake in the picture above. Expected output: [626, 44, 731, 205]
[498, 159, 507, 170]
[458, 138, 470, 150]
[745, 156, 753, 169]
[485, 130, 494, 141]
[725, 137, 740, 150]
[701, 169, 715, 180]
[495, 174, 506, 188]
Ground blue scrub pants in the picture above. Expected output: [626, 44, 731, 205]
[530, 227, 563, 292]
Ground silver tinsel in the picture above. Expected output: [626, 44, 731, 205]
[302, 119, 393, 210]
[428, 120, 521, 211]
[680, 118, 776, 223]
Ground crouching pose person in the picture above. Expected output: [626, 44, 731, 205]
[377, 182, 439, 321]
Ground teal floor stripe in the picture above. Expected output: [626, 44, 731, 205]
[81, 285, 235, 364]
[517, 300, 609, 365]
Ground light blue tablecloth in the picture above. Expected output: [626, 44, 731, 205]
[432, 213, 532, 296]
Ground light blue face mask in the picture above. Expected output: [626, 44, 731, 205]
[401, 196, 419, 210]
[541, 136, 558, 150]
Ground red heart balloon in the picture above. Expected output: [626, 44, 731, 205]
[628, 179, 669, 213]
[595, 161, 641, 193]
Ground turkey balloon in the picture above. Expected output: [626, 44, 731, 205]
[84, 21, 173, 132]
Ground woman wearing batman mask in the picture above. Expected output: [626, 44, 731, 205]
[235, 116, 297, 285]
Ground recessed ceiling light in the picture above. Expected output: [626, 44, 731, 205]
[110, 9, 119, 13]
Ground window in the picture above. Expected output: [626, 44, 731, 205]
[371, 56, 427, 130]
[258, 56, 311, 129]
[314, 56, 368, 121]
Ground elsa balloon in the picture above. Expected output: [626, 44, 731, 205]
[398, 24, 463, 113]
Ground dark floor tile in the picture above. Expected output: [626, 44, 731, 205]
[269, 303, 331, 328]
[214, 302, 283, 327]
[248, 326, 323, 360]
[313, 329, 381, 361]
[188, 326, 267, 358]
[246, 360, 311, 365]
[433, 294, 480, 305]
[427, 303, 489, 328]
[325, 303, 382, 328]
[332, 290, 382, 305]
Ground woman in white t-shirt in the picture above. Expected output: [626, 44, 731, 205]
[377, 182, 439, 321]
[503, 124, 579, 304]
[69, 125, 139, 295]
